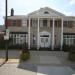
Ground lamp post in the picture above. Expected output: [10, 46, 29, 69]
[5, 0, 8, 61]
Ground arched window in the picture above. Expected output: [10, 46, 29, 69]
[44, 11, 49, 14]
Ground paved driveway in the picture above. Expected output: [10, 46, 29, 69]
[0, 63, 75, 75]
[0, 50, 75, 75]
[37, 66, 75, 75]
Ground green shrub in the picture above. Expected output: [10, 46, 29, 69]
[69, 47, 75, 61]
[22, 42, 28, 52]
[63, 44, 75, 52]
[63, 44, 72, 52]
[20, 52, 30, 61]
[20, 42, 30, 61]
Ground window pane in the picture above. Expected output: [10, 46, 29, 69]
[63, 35, 66, 38]
[50, 20, 53, 27]
[12, 20, 16, 26]
[63, 21, 67, 27]
[41, 38, 44, 42]
[43, 20, 47, 27]
[44, 11, 49, 14]
[74, 39, 75, 44]
[45, 38, 48, 43]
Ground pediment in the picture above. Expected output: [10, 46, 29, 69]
[28, 7, 65, 17]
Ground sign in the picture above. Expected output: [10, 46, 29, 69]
[4, 35, 9, 40]
[6, 29, 10, 36]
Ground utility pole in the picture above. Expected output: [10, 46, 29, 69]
[5, 0, 8, 61]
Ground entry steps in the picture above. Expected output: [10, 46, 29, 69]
[30, 51, 69, 58]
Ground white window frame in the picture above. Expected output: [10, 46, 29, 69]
[63, 35, 75, 45]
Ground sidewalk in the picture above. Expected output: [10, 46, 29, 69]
[0, 59, 19, 65]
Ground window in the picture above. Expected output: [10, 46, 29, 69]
[32, 20, 37, 27]
[63, 21, 73, 28]
[41, 38, 44, 42]
[63, 21, 67, 27]
[43, 20, 47, 27]
[50, 20, 53, 27]
[57, 20, 61, 27]
[44, 11, 49, 14]
[10, 34, 26, 45]
[63, 35, 75, 45]
[68, 21, 73, 28]
[33, 35, 36, 44]
[14, 34, 16, 37]
[54, 20, 61, 27]
[45, 38, 48, 43]
[13, 38, 16, 44]
[50, 19, 61, 27]
[12, 20, 16, 26]
[55, 20, 58, 27]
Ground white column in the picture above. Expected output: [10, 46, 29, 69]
[52, 18, 55, 50]
[61, 18, 63, 50]
[37, 18, 40, 50]
[28, 18, 30, 49]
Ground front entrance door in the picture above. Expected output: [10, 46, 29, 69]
[40, 36, 49, 47]
[39, 31, 50, 48]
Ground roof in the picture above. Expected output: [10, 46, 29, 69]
[27, 7, 66, 18]
[6, 7, 75, 19]
[6, 15, 27, 19]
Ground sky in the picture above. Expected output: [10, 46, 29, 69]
[0, 0, 75, 25]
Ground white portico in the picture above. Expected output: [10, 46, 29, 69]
[6, 7, 75, 50]
[27, 7, 65, 50]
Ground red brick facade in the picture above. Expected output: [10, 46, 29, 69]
[16, 20, 22, 27]
[6, 19, 22, 27]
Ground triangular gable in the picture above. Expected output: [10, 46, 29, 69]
[28, 7, 65, 17]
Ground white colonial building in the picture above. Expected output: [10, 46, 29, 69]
[6, 7, 75, 50]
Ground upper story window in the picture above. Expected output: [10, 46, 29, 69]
[63, 21, 73, 28]
[43, 20, 47, 27]
[68, 21, 73, 27]
[63, 21, 67, 27]
[12, 20, 16, 26]
[32, 20, 37, 27]
[44, 11, 49, 14]
[55, 20, 61, 27]
[50, 20, 53, 27]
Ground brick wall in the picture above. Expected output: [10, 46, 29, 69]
[6, 19, 22, 27]
[16, 20, 22, 26]
[7, 19, 12, 27]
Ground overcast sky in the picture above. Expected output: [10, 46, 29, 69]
[0, 0, 75, 25]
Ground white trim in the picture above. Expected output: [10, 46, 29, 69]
[39, 31, 51, 48]
[61, 18, 63, 50]
[52, 18, 55, 50]
[28, 18, 30, 49]
[63, 35, 75, 45]
[37, 18, 40, 50]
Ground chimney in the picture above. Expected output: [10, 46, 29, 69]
[11, 8, 14, 16]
